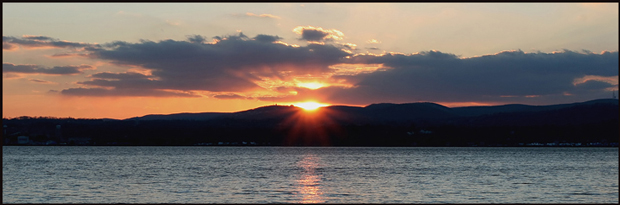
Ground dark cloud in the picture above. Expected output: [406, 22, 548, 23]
[60, 88, 200, 97]
[253, 34, 282, 43]
[63, 33, 350, 96]
[186, 35, 207, 44]
[3, 63, 92, 75]
[304, 50, 618, 105]
[78, 72, 158, 90]
[91, 72, 151, 80]
[22, 35, 56, 41]
[49, 53, 89, 58]
[300, 29, 329, 42]
[212, 32, 249, 42]
[293, 26, 344, 42]
[3, 36, 97, 50]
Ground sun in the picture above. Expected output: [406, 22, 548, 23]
[293, 102, 329, 111]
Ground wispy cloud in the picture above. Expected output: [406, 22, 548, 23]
[367, 39, 381, 44]
[245, 12, 281, 19]
[3, 35, 98, 50]
[341, 43, 357, 50]
[29, 79, 57, 84]
[213, 93, 247, 100]
[61, 87, 201, 97]
[3, 63, 93, 75]
[48, 53, 89, 58]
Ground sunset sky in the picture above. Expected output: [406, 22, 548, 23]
[3, 3, 618, 119]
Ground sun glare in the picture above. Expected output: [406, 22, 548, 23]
[294, 102, 329, 111]
[297, 82, 325, 90]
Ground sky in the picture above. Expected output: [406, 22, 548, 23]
[3, 3, 619, 119]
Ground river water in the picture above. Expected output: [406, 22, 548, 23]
[3, 146, 618, 203]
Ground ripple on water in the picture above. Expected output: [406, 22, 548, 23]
[2, 147, 618, 203]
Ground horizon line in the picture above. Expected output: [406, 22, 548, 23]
[3, 98, 617, 121]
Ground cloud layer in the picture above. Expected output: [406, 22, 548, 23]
[60, 87, 200, 97]
[302, 50, 618, 104]
[3, 31, 618, 105]
[59, 33, 350, 97]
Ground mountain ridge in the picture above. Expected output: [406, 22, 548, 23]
[126, 99, 618, 122]
[4, 98, 617, 146]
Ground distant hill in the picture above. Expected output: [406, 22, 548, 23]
[458, 99, 619, 127]
[359, 102, 459, 124]
[451, 99, 616, 117]
[4, 99, 617, 146]
[126, 112, 227, 121]
[126, 99, 619, 126]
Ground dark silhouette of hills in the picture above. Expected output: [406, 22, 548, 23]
[127, 98, 618, 126]
[3, 99, 618, 146]
[455, 99, 618, 127]
[126, 102, 458, 122]
[361, 102, 457, 122]
[450, 99, 612, 117]
[126, 112, 227, 121]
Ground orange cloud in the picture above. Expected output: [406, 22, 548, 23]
[573, 75, 618, 86]
[330, 63, 387, 76]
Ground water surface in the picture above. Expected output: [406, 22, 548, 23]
[3, 146, 618, 203]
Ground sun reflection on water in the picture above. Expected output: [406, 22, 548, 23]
[295, 154, 325, 203]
